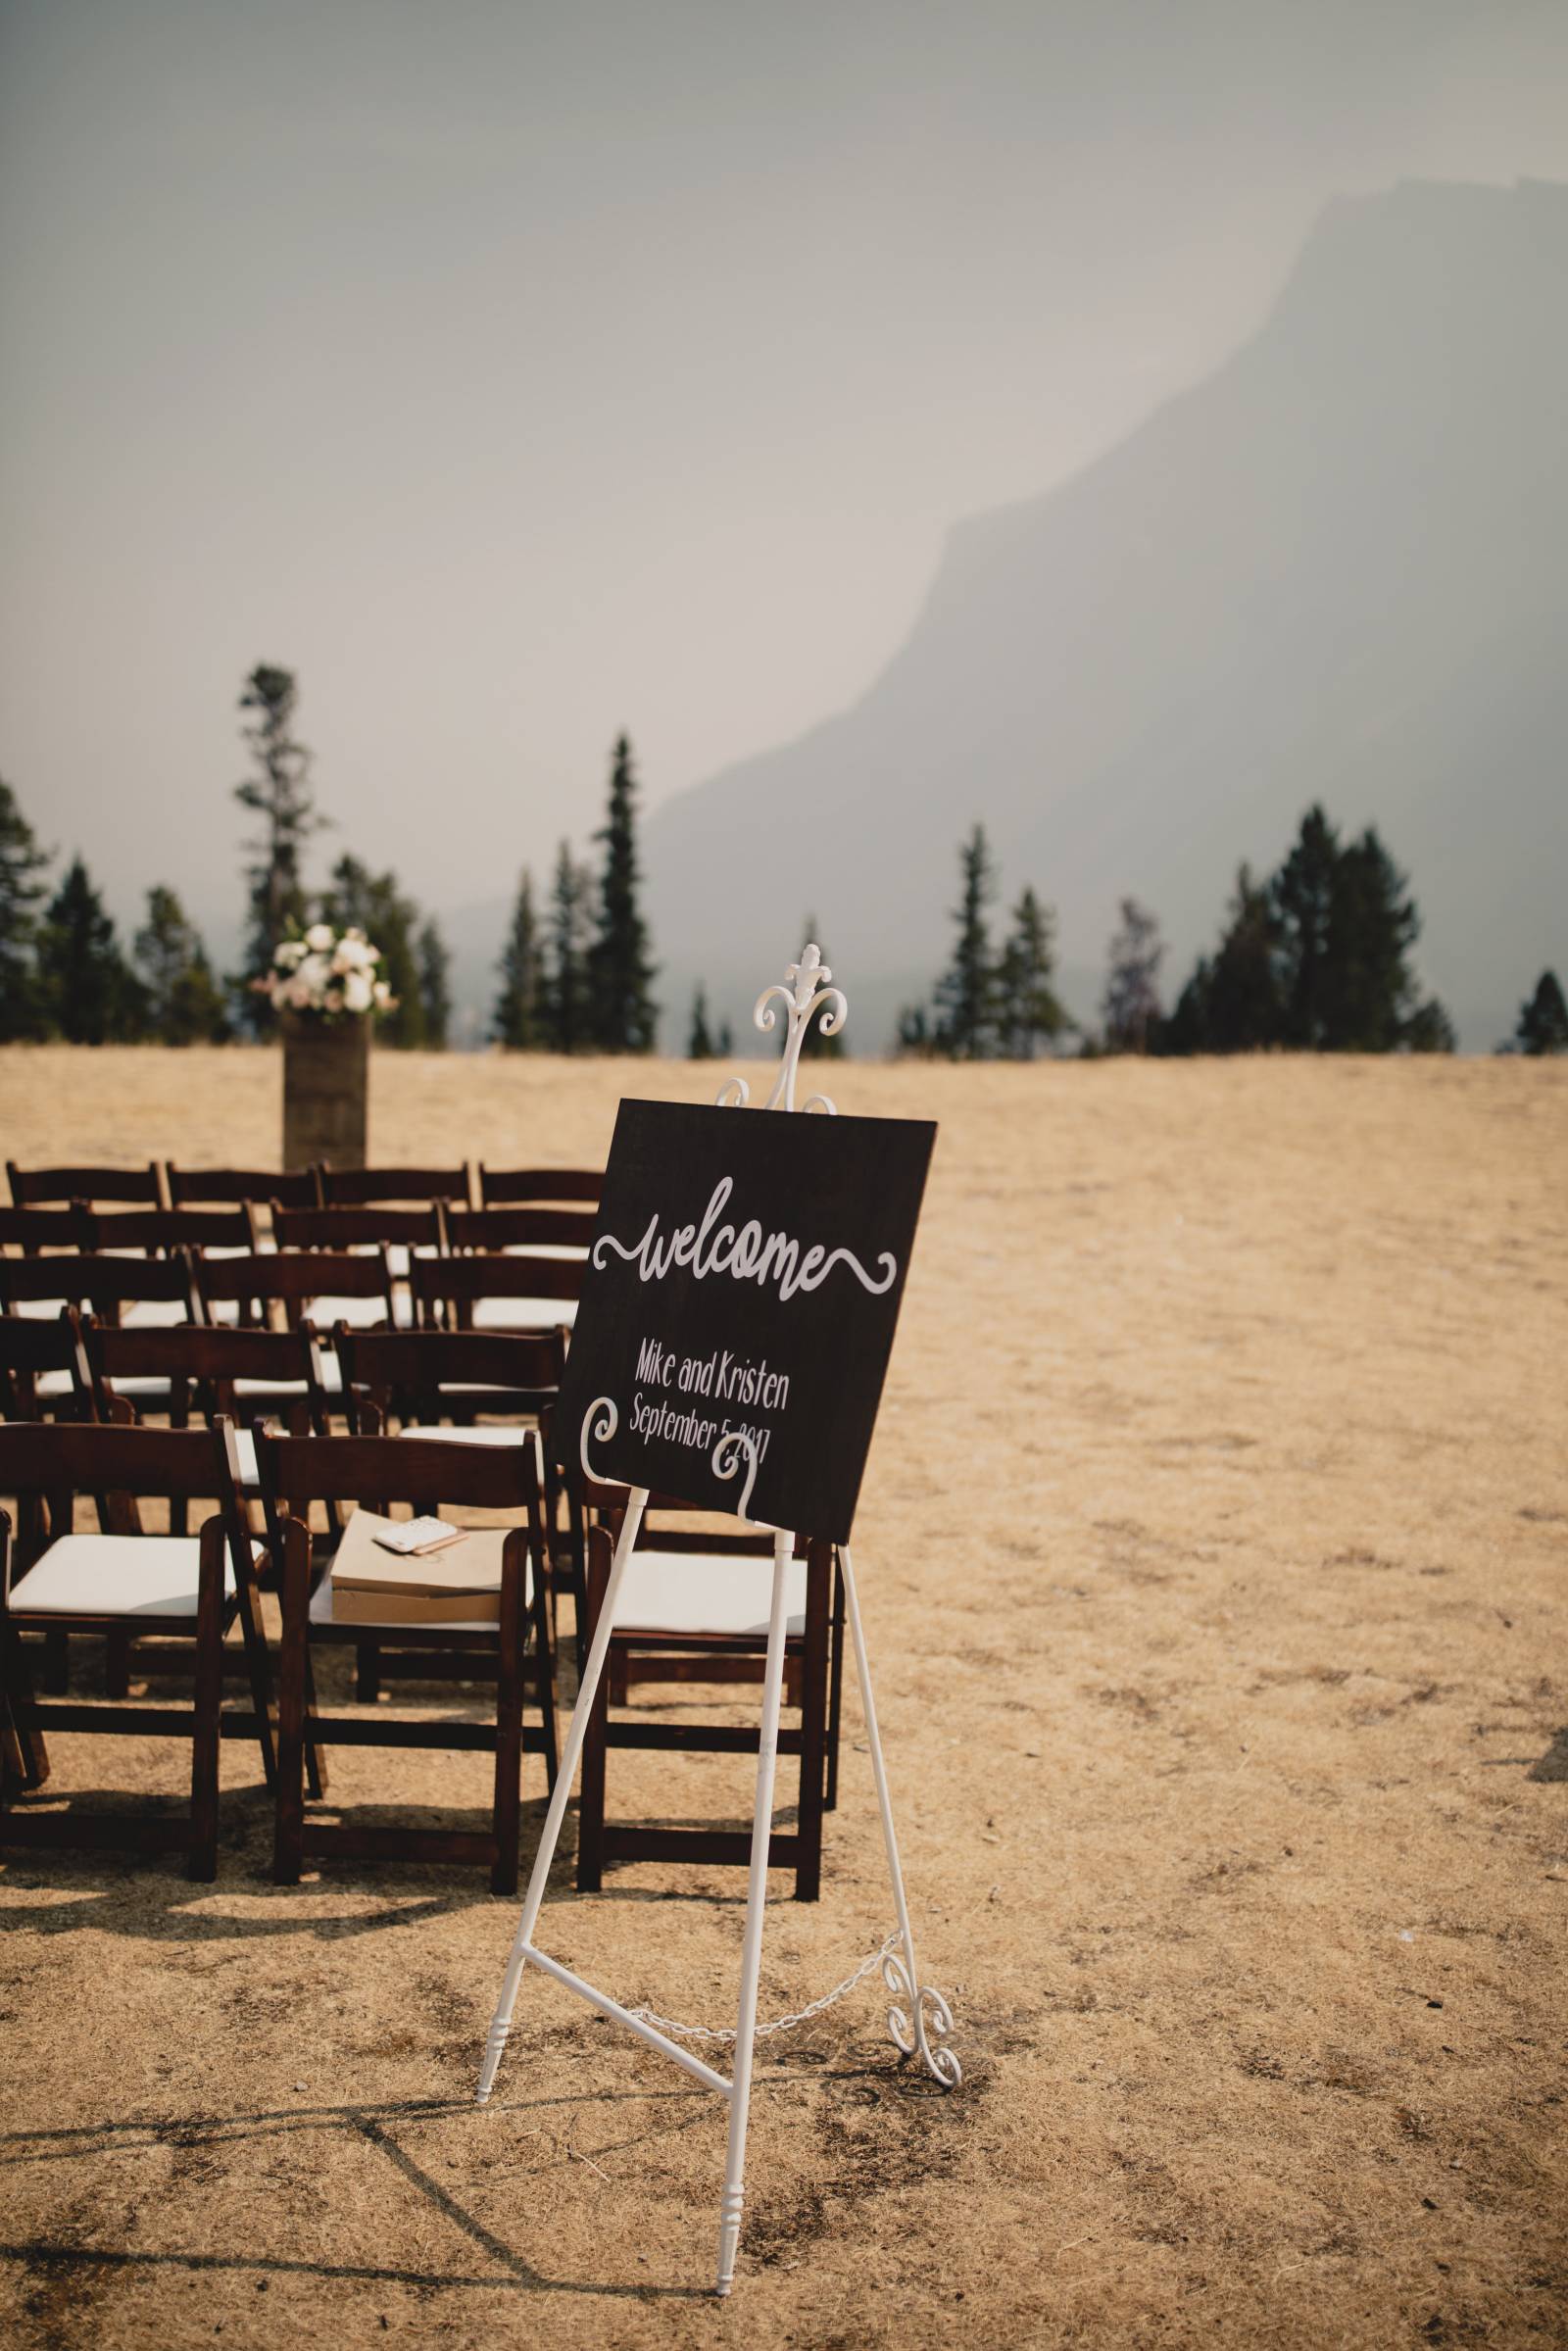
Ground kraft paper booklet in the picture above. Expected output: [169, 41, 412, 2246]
[329, 1510, 506, 1625]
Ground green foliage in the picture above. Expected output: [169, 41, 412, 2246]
[542, 843, 595, 1053]
[318, 855, 423, 1047]
[492, 870, 545, 1050]
[934, 825, 1001, 1059]
[36, 856, 144, 1043]
[1099, 898, 1161, 1054]
[1511, 968, 1568, 1055]
[1160, 809, 1453, 1054]
[687, 984, 715, 1059]
[799, 920, 845, 1058]
[417, 919, 452, 1051]
[587, 735, 659, 1053]
[233, 664, 325, 1034]
[0, 777, 51, 1043]
[134, 885, 229, 1044]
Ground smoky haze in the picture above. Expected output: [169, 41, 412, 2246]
[1, 0, 1564, 1041]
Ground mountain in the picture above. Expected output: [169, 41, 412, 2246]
[641, 180, 1568, 1052]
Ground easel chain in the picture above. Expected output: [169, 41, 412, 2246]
[628, 1929, 903, 2046]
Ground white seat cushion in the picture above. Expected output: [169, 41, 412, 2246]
[234, 1352, 341, 1396]
[401, 1425, 534, 1448]
[304, 1292, 410, 1331]
[121, 1298, 188, 1329]
[7, 1533, 259, 1620]
[32, 1367, 76, 1401]
[471, 1297, 578, 1332]
[615, 1550, 806, 1639]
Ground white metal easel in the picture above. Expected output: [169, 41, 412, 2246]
[476, 944, 959, 2297]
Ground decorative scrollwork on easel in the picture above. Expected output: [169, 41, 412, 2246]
[580, 1395, 618, 1483]
[710, 1426, 760, 1525]
[882, 1947, 963, 2086]
[714, 942, 846, 1117]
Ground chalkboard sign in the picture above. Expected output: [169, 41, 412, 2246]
[557, 1100, 935, 1542]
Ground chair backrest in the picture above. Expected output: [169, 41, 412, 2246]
[334, 1325, 564, 1431]
[87, 1206, 258, 1256]
[0, 1416, 249, 1588]
[84, 1317, 328, 1430]
[251, 1426, 544, 1572]
[477, 1166, 602, 1206]
[192, 1249, 395, 1329]
[8, 1160, 167, 1209]
[166, 1163, 321, 1209]
[318, 1164, 472, 1207]
[0, 1204, 95, 1253]
[409, 1251, 583, 1329]
[445, 1205, 595, 1253]
[0, 1308, 93, 1420]
[0, 1250, 199, 1324]
[271, 1203, 447, 1252]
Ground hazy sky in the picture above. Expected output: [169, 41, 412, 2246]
[3, 0, 1564, 943]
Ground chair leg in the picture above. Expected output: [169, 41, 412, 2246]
[825, 1559, 846, 1813]
[576, 1641, 611, 1894]
[41, 1627, 69, 1697]
[272, 1541, 310, 1886]
[355, 1639, 382, 1703]
[303, 1650, 329, 1800]
[794, 1547, 830, 1903]
[491, 1561, 525, 1896]
[1, 1618, 50, 1792]
[188, 1543, 225, 1883]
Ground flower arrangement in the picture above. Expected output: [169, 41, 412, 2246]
[255, 922, 396, 1020]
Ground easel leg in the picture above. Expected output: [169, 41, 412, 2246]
[713, 1529, 793, 2297]
[475, 1485, 649, 2105]
[840, 1544, 961, 2087]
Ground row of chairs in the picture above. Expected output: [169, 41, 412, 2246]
[0, 1200, 597, 1257]
[1, 1317, 844, 1901]
[6, 1161, 603, 1212]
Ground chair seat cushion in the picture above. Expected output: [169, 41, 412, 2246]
[8, 1533, 257, 1620]
[121, 1298, 189, 1329]
[616, 1550, 807, 1639]
[401, 1425, 532, 1446]
[304, 1293, 411, 1332]
[471, 1298, 578, 1332]
[234, 1353, 342, 1396]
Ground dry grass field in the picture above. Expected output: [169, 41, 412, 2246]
[1, 1043, 1565, 2351]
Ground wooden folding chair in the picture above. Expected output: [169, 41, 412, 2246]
[444, 1205, 596, 1254]
[167, 1164, 321, 1210]
[0, 1205, 96, 1254]
[477, 1166, 602, 1206]
[86, 1206, 259, 1257]
[0, 1309, 93, 1424]
[84, 1320, 331, 1490]
[318, 1164, 471, 1208]
[410, 1250, 581, 1335]
[252, 1428, 556, 1894]
[0, 1418, 274, 1880]
[576, 1505, 838, 1902]
[0, 1249, 199, 1330]
[192, 1248, 396, 1347]
[7, 1161, 167, 1210]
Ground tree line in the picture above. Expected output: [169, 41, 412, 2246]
[900, 807, 1564, 1057]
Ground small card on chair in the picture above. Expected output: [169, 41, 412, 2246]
[370, 1516, 466, 1558]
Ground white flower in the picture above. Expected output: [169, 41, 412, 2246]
[343, 969, 373, 1013]
[305, 922, 335, 953]
[274, 939, 307, 969]
[372, 980, 392, 1008]
[333, 936, 374, 973]
[286, 976, 314, 1011]
[295, 953, 330, 1000]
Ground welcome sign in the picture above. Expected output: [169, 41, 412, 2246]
[557, 1100, 935, 1541]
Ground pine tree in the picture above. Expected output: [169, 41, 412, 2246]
[491, 870, 545, 1049]
[798, 919, 845, 1058]
[1201, 865, 1282, 1052]
[1402, 998, 1456, 1053]
[934, 825, 1000, 1059]
[1101, 898, 1163, 1054]
[715, 1016, 734, 1057]
[233, 664, 325, 1034]
[1512, 969, 1568, 1055]
[687, 984, 715, 1059]
[417, 919, 452, 1050]
[587, 733, 658, 1053]
[134, 886, 228, 1044]
[37, 857, 144, 1043]
[1157, 955, 1215, 1056]
[0, 777, 51, 1043]
[1323, 826, 1421, 1051]
[1271, 805, 1343, 1049]
[897, 1004, 934, 1057]
[542, 845, 595, 1053]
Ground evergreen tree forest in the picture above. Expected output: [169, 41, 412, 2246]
[899, 826, 1069, 1059]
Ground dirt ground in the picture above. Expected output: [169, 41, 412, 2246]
[1, 1043, 1564, 2351]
